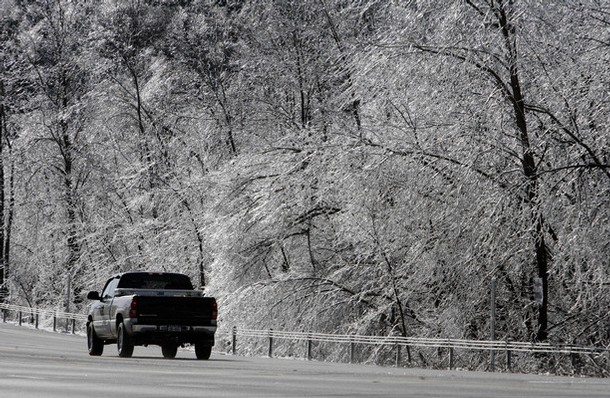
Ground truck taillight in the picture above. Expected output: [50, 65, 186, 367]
[212, 300, 218, 320]
[129, 297, 138, 318]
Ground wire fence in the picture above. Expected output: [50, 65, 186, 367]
[229, 327, 610, 374]
[0, 302, 87, 334]
[233, 327, 607, 354]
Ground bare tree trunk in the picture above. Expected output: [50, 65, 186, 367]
[0, 77, 6, 301]
[182, 199, 207, 289]
[292, 30, 311, 128]
[496, 3, 549, 341]
[4, 160, 14, 283]
[370, 215, 408, 338]
[60, 86, 81, 295]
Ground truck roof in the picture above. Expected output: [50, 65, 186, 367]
[114, 272, 194, 291]
[112, 271, 189, 277]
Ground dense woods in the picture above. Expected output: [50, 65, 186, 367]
[1, 0, 609, 373]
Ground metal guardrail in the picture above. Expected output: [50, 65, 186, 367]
[0, 302, 87, 333]
[231, 327, 610, 372]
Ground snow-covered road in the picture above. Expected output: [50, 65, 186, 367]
[0, 323, 608, 397]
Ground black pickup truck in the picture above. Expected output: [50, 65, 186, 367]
[86, 271, 217, 359]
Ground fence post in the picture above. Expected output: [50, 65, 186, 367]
[449, 347, 454, 370]
[72, 319, 76, 334]
[18, 311, 22, 326]
[232, 326, 237, 355]
[268, 329, 273, 358]
[490, 277, 497, 372]
[53, 314, 57, 332]
[395, 344, 401, 367]
[35, 313, 39, 329]
[403, 338, 412, 363]
[306, 333, 312, 361]
[506, 348, 512, 373]
[350, 335, 355, 364]
[2, 308, 6, 323]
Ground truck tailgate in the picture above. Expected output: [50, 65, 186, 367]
[135, 296, 216, 326]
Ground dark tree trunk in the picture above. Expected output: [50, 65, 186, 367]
[0, 78, 6, 301]
[497, 3, 550, 341]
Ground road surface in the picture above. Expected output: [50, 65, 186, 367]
[0, 322, 608, 397]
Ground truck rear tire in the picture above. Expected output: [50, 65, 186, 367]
[87, 323, 104, 356]
[195, 343, 212, 360]
[117, 322, 134, 358]
[161, 344, 178, 359]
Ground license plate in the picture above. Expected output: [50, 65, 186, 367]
[160, 325, 186, 332]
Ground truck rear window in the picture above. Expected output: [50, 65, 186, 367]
[117, 273, 194, 290]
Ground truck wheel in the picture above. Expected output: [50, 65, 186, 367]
[87, 323, 104, 356]
[117, 322, 134, 358]
[161, 344, 178, 359]
[195, 343, 212, 360]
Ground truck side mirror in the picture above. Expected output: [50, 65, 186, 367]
[87, 291, 101, 301]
